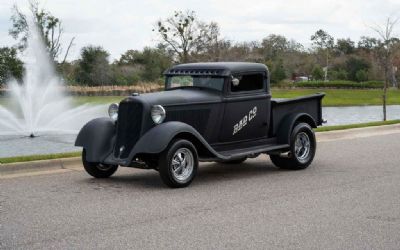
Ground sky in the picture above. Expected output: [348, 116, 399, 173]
[0, 0, 399, 61]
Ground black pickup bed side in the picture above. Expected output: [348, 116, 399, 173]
[270, 93, 325, 136]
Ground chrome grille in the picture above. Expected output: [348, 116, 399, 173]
[114, 101, 143, 159]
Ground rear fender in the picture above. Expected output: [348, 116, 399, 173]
[276, 113, 316, 144]
[75, 118, 116, 162]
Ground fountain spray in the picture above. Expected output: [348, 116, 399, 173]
[0, 19, 106, 137]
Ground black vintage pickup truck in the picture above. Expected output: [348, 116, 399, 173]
[76, 62, 324, 188]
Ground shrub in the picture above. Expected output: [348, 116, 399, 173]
[355, 69, 368, 82]
[330, 69, 348, 80]
[111, 65, 141, 86]
[311, 65, 324, 80]
[295, 80, 383, 89]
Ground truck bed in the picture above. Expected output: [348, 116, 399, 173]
[270, 93, 325, 136]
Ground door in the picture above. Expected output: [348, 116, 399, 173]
[219, 72, 271, 143]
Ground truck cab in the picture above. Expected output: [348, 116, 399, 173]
[76, 62, 325, 188]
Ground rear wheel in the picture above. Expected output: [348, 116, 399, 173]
[270, 123, 316, 170]
[82, 149, 118, 178]
[158, 139, 198, 188]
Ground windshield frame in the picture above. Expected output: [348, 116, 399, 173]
[165, 75, 226, 92]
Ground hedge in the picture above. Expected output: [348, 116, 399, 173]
[294, 80, 384, 89]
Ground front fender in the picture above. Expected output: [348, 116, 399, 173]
[75, 117, 116, 162]
[127, 121, 222, 161]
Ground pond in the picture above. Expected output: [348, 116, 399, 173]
[0, 105, 399, 158]
[323, 105, 400, 125]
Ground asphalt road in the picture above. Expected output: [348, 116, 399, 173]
[1, 133, 400, 250]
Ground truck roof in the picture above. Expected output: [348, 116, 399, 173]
[165, 62, 268, 77]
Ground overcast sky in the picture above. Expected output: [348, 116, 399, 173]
[0, 0, 399, 61]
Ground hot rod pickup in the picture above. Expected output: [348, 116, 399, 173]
[76, 62, 324, 188]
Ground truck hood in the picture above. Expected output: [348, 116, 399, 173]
[122, 88, 222, 106]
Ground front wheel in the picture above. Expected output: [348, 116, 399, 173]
[270, 123, 316, 170]
[82, 149, 118, 178]
[158, 139, 198, 188]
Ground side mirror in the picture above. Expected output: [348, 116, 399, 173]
[232, 77, 240, 86]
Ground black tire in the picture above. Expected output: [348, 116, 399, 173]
[217, 157, 247, 164]
[158, 139, 198, 188]
[270, 123, 316, 170]
[82, 149, 118, 178]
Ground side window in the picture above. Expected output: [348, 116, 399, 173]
[231, 73, 264, 92]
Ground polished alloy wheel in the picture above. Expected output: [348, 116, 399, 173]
[294, 132, 311, 163]
[171, 148, 194, 182]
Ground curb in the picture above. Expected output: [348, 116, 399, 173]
[1, 123, 399, 176]
[316, 123, 400, 142]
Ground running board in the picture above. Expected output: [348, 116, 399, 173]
[200, 143, 290, 162]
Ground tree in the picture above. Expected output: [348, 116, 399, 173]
[192, 22, 226, 62]
[141, 47, 172, 81]
[154, 10, 220, 63]
[345, 57, 370, 81]
[111, 65, 140, 86]
[118, 50, 143, 65]
[311, 65, 324, 80]
[335, 38, 355, 55]
[76, 46, 111, 86]
[370, 17, 399, 121]
[271, 59, 286, 83]
[0, 47, 24, 85]
[9, 0, 74, 62]
[311, 29, 334, 81]
[118, 46, 172, 82]
[261, 34, 289, 59]
[358, 36, 379, 51]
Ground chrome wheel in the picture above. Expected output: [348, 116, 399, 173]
[171, 148, 194, 182]
[294, 132, 311, 163]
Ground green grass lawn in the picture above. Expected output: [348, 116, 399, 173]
[272, 88, 400, 106]
[0, 152, 80, 164]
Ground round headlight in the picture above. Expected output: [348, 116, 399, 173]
[108, 103, 119, 121]
[151, 105, 166, 124]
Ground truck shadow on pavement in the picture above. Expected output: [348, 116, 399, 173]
[77, 160, 287, 190]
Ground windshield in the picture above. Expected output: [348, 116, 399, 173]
[166, 75, 225, 91]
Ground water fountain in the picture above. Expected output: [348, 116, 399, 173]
[0, 22, 107, 157]
[0, 22, 106, 137]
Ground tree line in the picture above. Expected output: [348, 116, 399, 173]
[1, 3, 399, 89]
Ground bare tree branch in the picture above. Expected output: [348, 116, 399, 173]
[369, 16, 399, 121]
[9, 0, 70, 62]
[154, 10, 220, 63]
